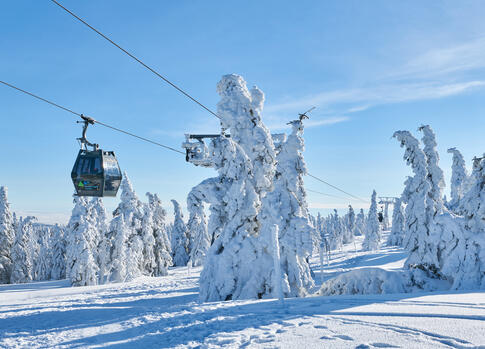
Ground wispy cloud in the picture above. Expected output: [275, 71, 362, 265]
[265, 37, 485, 118]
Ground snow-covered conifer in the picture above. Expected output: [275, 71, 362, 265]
[216, 74, 276, 195]
[147, 193, 172, 276]
[419, 125, 446, 215]
[344, 205, 356, 243]
[171, 199, 190, 266]
[447, 147, 469, 211]
[50, 225, 66, 280]
[328, 210, 344, 250]
[0, 186, 14, 283]
[10, 216, 37, 284]
[187, 188, 210, 267]
[111, 174, 145, 281]
[65, 196, 99, 286]
[200, 136, 265, 301]
[355, 209, 365, 236]
[258, 119, 314, 297]
[393, 131, 430, 252]
[363, 190, 381, 251]
[387, 198, 405, 246]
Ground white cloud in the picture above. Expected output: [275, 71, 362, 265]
[265, 37, 485, 119]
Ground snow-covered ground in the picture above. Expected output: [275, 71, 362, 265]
[1, 235, 484, 349]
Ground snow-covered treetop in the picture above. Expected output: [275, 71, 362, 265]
[393, 130, 429, 203]
[447, 147, 468, 209]
[419, 125, 445, 213]
[216, 74, 276, 193]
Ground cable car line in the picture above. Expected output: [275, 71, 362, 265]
[47, 1, 371, 203]
[306, 189, 346, 199]
[49, 0, 221, 121]
[307, 173, 369, 203]
[0, 79, 185, 155]
[1, 79, 367, 203]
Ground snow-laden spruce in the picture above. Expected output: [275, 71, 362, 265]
[186, 186, 210, 267]
[49, 225, 66, 280]
[147, 192, 172, 276]
[258, 120, 314, 297]
[450, 155, 485, 290]
[393, 131, 430, 252]
[387, 198, 405, 246]
[355, 209, 365, 236]
[447, 147, 469, 212]
[362, 190, 381, 251]
[0, 186, 14, 283]
[65, 196, 99, 286]
[200, 75, 279, 301]
[419, 125, 446, 215]
[171, 199, 190, 267]
[328, 210, 344, 250]
[109, 174, 145, 282]
[200, 136, 265, 301]
[10, 216, 37, 284]
[216, 74, 276, 195]
[343, 205, 356, 244]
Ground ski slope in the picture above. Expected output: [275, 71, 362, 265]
[1, 235, 484, 349]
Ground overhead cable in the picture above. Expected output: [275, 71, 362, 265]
[0, 80, 184, 155]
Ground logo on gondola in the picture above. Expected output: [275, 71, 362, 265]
[78, 181, 84, 187]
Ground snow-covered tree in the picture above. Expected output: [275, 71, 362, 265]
[200, 136, 264, 301]
[447, 147, 469, 212]
[344, 205, 356, 244]
[393, 131, 430, 252]
[50, 225, 66, 280]
[171, 199, 190, 267]
[147, 193, 172, 276]
[109, 174, 145, 281]
[355, 209, 365, 236]
[187, 188, 210, 267]
[66, 196, 99, 286]
[10, 216, 36, 284]
[258, 119, 314, 297]
[328, 210, 344, 250]
[217, 74, 276, 195]
[419, 125, 446, 215]
[449, 155, 485, 289]
[0, 186, 14, 283]
[387, 198, 405, 246]
[140, 203, 156, 275]
[34, 229, 52, 281]
[363, 191, 381, 251]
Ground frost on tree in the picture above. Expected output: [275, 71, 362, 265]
[147, 193, 172, 276]
[171, 199, 190, 267]
[109, 174, 145, 281]
[447, 147, 469, 212]
[343, 205, 356, 244]
[449, 155, 485, 290]
[216, 74, 276, 195]
[258, 120, 314, 297]
[199, 137, 264, 301]
[355, 209, 366, 236]
[393, 131, 430, 253]
[387, 198, 405, 246]
[65, 196, 99, 286]
[362, 190, 381, 251]
[0, 186, 14, 283]
[419, 125, 446, 215]
[50, 225, 66, 280]
[10, 216, 37, 284]
[328, 209, 344, 250]
[187, 184, 211, 267]
[394, 129, 448, 279]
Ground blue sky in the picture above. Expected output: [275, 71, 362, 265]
[1, 1, 485, 223]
